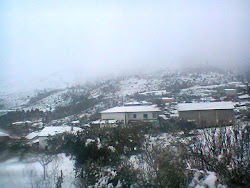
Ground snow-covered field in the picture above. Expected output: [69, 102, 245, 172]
[0, 154, 76, 188]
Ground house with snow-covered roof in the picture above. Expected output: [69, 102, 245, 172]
[38, 126, 82, 150]
[178, 102, 235, 127]
[101, 105, 161, 124]
[124, 101, 152, 106]
[25, 131, 40, 146]
[238, 94, 250, 101]
[0, 131, 10, 142]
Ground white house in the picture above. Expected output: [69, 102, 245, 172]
[38, 126, 82, 150]
[101, 105, 161, 124]
[224, 89, 237, 96]
[238, 94, 250, 101]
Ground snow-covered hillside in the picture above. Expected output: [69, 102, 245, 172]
[0, 70, 243, 113]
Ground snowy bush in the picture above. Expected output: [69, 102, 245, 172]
[188, 170, 227, 188]
[186, 124, 250, 187]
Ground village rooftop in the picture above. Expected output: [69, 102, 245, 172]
[101, 105, 161, 113]
[178, 101, 234, 112]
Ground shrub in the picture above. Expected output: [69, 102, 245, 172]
[185, 125, 250, 187]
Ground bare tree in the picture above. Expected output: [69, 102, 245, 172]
[38, 154, 55, 180]
[27, 154, 62, 188]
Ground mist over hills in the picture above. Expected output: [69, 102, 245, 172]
[0, 63, 248, 113]
[1, 62, 249, 96]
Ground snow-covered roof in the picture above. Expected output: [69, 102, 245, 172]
[38, 126, 82, 137]
[30, 138, 39, 144]
[107, 119, 118, 124]
[162, 97, 173, 100]
[178, 102, 234, 111]
[12, 121, 32, 125]
[26, 131, 40, 140]
[141, 101, 152, 105]
[239, 84, 247, 88]
[82, 124, 90, 127]
[159, 114, 168, 120]
[238, 94, 250, 99]
[124, 101, 152, 106]
[0, 131, 9, 137]
[101, 105, 161, 113]
[71, 120, 80, 124]
[91, 119, 106, 124]
[124, 102, 141, 106]
[12, 121, 25, 125]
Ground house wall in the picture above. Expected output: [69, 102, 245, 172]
[162, 98, 174, 103]
[179, 110, 200, 122]
[179, 109, 234, 128]
[101, 111, 159, 124]
[0, 136, 9, 142]
[39, 136, 48, 150]
[101, 113, 126, 122]
[126, 112, 158, 121]
[216, 109, 234, 125]
[224, 89, 237, 96]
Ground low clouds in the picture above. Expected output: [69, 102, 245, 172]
[0, 0, 249, 89]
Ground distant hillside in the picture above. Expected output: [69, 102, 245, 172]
[0, 69, 239, 113]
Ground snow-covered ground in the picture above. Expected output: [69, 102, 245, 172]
[0, 90, 36, 110]
[0, 153, 76, 188]
[118, 78, 149, 96]
[23, 89, 75, 112]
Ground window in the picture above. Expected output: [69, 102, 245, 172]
[153, 112, 157, 118]
[133, 114, 137, 118]
[143, 114, 148, 119]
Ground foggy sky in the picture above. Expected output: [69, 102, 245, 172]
[0, 0, 249, 89]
